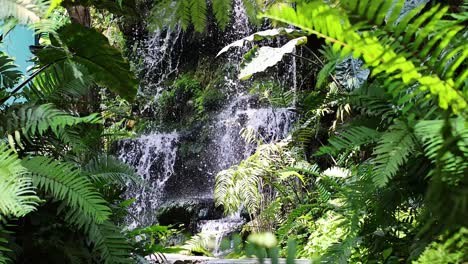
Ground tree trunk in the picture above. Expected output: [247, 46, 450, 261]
[66, 5, 91, 27]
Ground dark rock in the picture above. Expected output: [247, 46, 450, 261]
[156, 199, 223, 232]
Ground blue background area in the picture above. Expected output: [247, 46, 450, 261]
[1, 25, 35, 75]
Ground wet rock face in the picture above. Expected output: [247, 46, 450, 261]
[156, 199, 224, 232]
[117, 0, 298, 236]
[116, 97, 296, 227]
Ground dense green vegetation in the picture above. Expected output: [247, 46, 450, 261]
[1, 0, 467, 263]
[213, 0, 468, 262]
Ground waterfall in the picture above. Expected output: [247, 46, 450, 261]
[196, 215, 244, 256]
[117, 0, 297, 255]
[213, 95, 294, 171]
[117, 133, 179, 228]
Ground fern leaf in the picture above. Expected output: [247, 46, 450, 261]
[25, 62, 93, 102]
[63, 210, 132, 264]
[415, 118, 468, 179]
[317, 126, 380, 156]
[372, 120, 416, 187]
[263, 1, 467, 113]
[190, 0, 206, 32]
[0, 143, 38, 219]
[0, 103, 101, 142]
[0, 224, 14, 264]
[212, 0, 232, 30]
[88, 221, 133, 264]
[83, 154, 142, 187]
[242, 0, 261, 26]
[22, 157, 111, 223]
[176, 0, 192, 30]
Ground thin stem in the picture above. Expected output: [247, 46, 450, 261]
[0, 57, 68, 105]
[303, 46, 343, 88]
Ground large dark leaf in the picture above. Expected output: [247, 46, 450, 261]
[34, 23, 138, 101]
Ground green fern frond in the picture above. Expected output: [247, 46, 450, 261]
[88, 221, 133, 264]
[25, 63, 93, 102]
[415, 118, 468, 180]
[263, 1, 467, 113]
[63, 210, 132, 264]
[190, 0, 207, 32]
[22, 157, 111, 223]
[277, 204, 314, 239]
[0, 143, 39, 219]
[181, 232, 214, 256]
[242, 0, 261, 26]
[0, 103, 101, 142]
[316, 47, 340, 88]
[212, 0, 232, 30]
[83, 154, 142, 187]
[316, 126, 380, 156]
[0, 224, 14, 264]
[372, 120, 416, 187]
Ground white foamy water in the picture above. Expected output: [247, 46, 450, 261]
[117, 132, 179, 227]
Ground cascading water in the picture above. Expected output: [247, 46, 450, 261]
[117, 133, 179, 228]
[196, 214, 245, 256]
[140, 25, 184, 95]
[118, 0, 297, 255]
[213, 95, 294, 171]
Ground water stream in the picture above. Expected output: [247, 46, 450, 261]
[117, 0, 297, 254]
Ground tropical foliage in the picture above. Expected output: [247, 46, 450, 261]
[0, 0, 146, 262]
[1, 0, 467, 263]
[148, 0, 269, 32]
[214, 0, 467, 262]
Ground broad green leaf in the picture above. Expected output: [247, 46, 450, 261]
[239, 37, 307, 80]
[0, 52, 22, 90]
[217, 28, 308, 57]
[34, 23, 138, 101]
